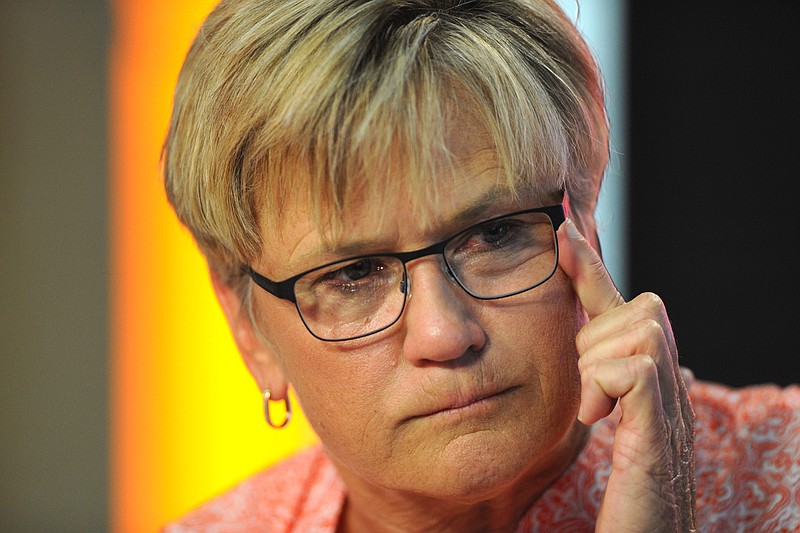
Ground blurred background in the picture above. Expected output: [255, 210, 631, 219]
[1, 1, 797, 531]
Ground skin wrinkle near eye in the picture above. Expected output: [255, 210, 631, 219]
[280, 182, 558, 280]
[232, 95, 590, 516]
[256, 105, 564, 281]
[289, 204, 559, 341]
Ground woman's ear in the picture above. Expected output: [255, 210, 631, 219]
[209, 268, 290, 401]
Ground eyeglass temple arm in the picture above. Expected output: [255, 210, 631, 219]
[547, 204, 566, 229]
[246, 268, 298, 303]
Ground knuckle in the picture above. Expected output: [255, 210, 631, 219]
[632, 354, 658, 380]
[632, 291, 664, 313]
[578, 356, 598, 377]
[639, 318, 663, 335]
[575, 327, 592, 354]
[586, 257, 607, 282]
[639, 353, 657, 367]
[629, 292, 670, 329]
[643, 291, 663, 307]
[637, 318, 664, 345]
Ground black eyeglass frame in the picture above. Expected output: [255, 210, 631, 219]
[246, 203, 566, 341]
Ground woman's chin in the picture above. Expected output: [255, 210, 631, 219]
[385, 419, 585, 505]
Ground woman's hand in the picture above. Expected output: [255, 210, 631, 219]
[558, 219, 696, 533]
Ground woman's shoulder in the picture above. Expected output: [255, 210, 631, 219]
[692, 379, 800, 413]
[691, 380, 800, 530]
[162, 444, 345, 533]
[691, 379, 800, 461]
[518, 380, 800, 531]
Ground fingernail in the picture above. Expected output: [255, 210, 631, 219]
[565, 218, 582, 240]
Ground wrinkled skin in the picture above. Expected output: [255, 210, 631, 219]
[211, 113, 696, 532]
[559, 219, 696, 533]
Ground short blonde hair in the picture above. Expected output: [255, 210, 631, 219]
[163, 0, 609, 285]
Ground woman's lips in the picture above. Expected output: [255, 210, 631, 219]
[409, 385, 519, 421]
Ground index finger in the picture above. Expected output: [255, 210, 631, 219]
[557, 218, 625, 319]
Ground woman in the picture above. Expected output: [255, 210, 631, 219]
[162, 1, 799, 531]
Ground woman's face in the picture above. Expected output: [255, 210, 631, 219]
[248, 119, 585, 502]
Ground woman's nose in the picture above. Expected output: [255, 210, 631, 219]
[400, 259, 487, 364]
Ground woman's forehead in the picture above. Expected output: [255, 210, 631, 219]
[251, 97, 565, 281]
[257, 162, 559, 279]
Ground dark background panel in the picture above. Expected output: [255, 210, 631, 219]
[628, 2, 799, 387]
[0, 1, 109, 531]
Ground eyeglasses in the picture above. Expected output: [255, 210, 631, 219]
[247, 204, 565, 342]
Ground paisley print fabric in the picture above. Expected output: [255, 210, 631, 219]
[164, 381, 800, 532]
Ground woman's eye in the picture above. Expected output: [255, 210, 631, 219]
[466, 220, 518, 249]
[449, 219, 529, 258]
[325, 259, 384, 284]
[300, 258, 394, 299]
[478, 222, 511, 245]
[339, 260, 376, 282]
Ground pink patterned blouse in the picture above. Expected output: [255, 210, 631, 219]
[164, 381, 800, 532]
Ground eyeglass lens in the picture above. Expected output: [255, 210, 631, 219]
[294, 211, 557, 341]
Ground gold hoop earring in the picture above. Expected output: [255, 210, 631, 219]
[262, 388, 292, 429]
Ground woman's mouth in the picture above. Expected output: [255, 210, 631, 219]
[410, 385, 520, 421]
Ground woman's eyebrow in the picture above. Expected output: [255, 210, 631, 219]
[446, 184, 517, 228]
[289, 236, 395, 273]
[292, 184, 544, 269]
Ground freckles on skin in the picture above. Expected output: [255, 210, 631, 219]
[250, 209, 586, 502]
[484, 272, 582, 429]
[245, 115, 585, 502]
[544, 277, 584, 411]
[289, 335, 405, 469]
[386, 274, 583, 494]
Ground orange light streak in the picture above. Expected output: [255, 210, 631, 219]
[109, 2, 317, 531]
